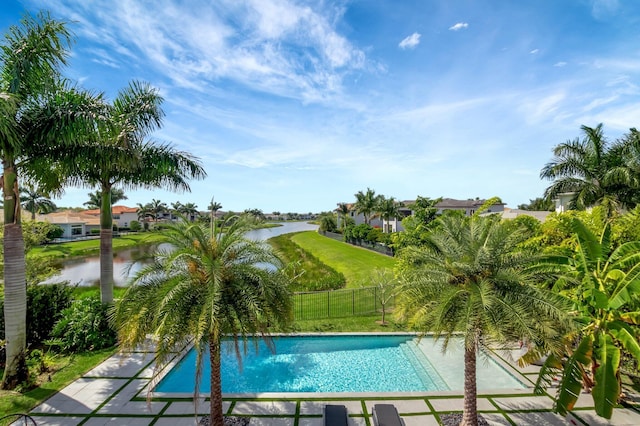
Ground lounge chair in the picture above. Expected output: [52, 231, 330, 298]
[372, 404, 403, 426]
[323, 404, 348, 426]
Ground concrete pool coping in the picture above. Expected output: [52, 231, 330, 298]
[28, 333, 640, 425]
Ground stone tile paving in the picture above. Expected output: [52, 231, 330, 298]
[27, 347, 640, 425]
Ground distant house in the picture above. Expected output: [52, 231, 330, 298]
[341, 198, 506, 232]
[553, 193, 575, 213]
[487, 207, 551, 222]
[36, 210, 101, 238]
[83, 205, 139, 228]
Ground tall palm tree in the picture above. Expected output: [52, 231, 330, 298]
[377, 196, 401, 233]
[0, 12, 73, 388]
[208, 199, 222, 233]
[20, 185, 56, 220]
[535, 219, 640, 419]
[336, 202, 350, 231]
[397, 213, 571, 426]
[49, 82, 206, 304]
[146, 198, 168, 224]
[113, 217, 292, 426]
[541, 124, 636, 215]
[83, 188, 127, 209]
[354, 187, 380, 225]
[181, 202, 199, 221]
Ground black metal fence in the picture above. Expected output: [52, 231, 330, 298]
[293, 286, 394, 320]
[320, 231, 394, 256]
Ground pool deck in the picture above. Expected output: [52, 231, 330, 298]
[28, 344, 640, 426]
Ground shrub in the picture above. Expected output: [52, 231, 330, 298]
[0, 283, 73, 346]
[130, 220, 141, 231]
[46, 224, 64, 240]
[50, 297, 116, 353]
[90, 229, 100, 235]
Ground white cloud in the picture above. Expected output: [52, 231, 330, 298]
[449, 22, 468, 31]
[554, 61, 567, 67]
[398, 32, 421, 49]
[530, 49, 539, 54]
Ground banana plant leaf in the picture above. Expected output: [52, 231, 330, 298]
[593, 333, 620, 419]
[554, 335, 593, 415]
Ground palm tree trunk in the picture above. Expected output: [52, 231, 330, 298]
[1, 160, 28, 389]
[209, 339, 225, 426]
[460, 339, 479, 426]
[99, 185, 114, 303]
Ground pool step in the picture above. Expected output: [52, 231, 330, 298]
[402, 340, 450, 391]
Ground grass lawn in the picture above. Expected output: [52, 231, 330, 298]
[0, 348, 116, 419]
[29, 232, 166, 259]
[293, 313, 407, 332]
[290, 232, 396, 287]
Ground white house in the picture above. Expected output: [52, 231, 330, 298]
[84, 205, 139, 228]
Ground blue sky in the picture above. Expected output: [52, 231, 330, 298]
[3, 0, 640, 213]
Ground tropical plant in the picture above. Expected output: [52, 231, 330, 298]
[318, 212, 337, 233]
[208, 199, 222, 228]
[83, 188, 127, 209]
[113, 217, 293, 426]
[0, 11, 73, 388]
[48, 82, 206, 304]
[517, 197, 555, 211]
[354, 187, 380, 225]
[397, 213, 571, 426]
[20, 185, 56, 220]
[336, 202, 350, 231]
[541, 124, 639, 216]
[361, 268, 399, 325]
[377, 196, 401, 233]
[145, 198, 168, 223]
[534, 219, 640, 419]
[181, 202, 199, 221]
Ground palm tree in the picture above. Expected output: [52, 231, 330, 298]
[136, 202, 151, 222]
[377, 196, 401, 233]
[0, 12, 73, 388]
[181, 202, 199, 221]
[208, 199, 222, 233]
[113, 217, 292, 426]
[146, 198, 168, 224]
[535, 219, 640, 419]
[541, 124, 637, 215]
[20, 185, 56, 220]
[49, 82, 206, 304]
[83, 188, 127, 209]
[397, 213, 571, 426]
[336, 202, 350, 231]
[354, 188, 380, 225]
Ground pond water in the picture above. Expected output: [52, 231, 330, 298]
[43, 221, 319, 287]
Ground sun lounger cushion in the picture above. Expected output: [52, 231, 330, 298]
[372, 404, 403, 426]
[323, 404, 348, 426]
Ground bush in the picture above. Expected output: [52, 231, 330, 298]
[130, 220, 142, 231]
[50, 297, 116, 353]
[0, 283, 73, 345]
[46, 224, 64, 240]
[90, 229, 100, 235]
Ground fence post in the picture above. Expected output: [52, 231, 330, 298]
[352, 289, 355, 315]
[327, 290, 330, 318]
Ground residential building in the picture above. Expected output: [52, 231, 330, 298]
[84, 205, 139, 229]
[36, 210, 100, 238]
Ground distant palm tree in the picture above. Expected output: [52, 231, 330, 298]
[170, 201, 183, 220]
[136, 202, 151, 222]
[336, 202, 350, 231]
[181, 202, 199, 221]
[83, 188, 127, 210]
[377, 196, 401, 233]
[208, 199, 222, 232]
[147, 198, 168, 223]
[113, 217, 292, 426]
[354, 188, 380, 225]
[20, 185, 57, 220]
[398, 212, 570, 426]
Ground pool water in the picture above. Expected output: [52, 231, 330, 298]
[154, 335, 526, 393]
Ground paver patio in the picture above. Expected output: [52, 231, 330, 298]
[26, 344, 640, 426]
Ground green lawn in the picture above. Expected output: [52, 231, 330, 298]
[29, 232, 165, 259]
[290, 232, 396, 287]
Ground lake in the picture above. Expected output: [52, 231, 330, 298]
[43, 221, 319, 287]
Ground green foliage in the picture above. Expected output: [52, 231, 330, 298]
[517, 197, 555, 211]
[270, 233, 346, 291]
[50, 297, 116, 353]
[535, 218, 640, 419]
[27, 284, 73, 345]
[318, 213, 337, 233]
[45, 224, 64, 240]
[129, 220, 141, 231]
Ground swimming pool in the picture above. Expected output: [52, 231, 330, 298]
[154, 334, 527, 394]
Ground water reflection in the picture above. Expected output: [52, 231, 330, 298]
[43, 222, 319, 287]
